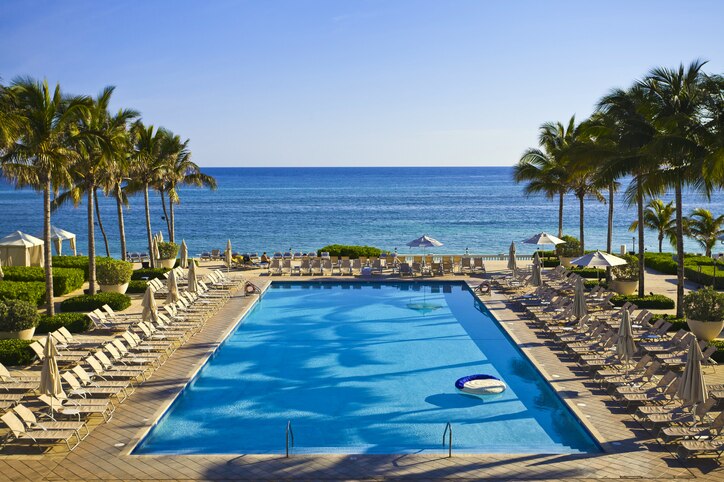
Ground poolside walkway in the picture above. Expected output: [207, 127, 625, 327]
[1, 262, 722, 480]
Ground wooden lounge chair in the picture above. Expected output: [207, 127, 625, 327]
[1, 412, 81, 451]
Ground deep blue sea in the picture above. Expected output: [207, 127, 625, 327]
[1, 167, 722, 257]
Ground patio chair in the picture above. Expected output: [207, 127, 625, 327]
[1, 412, 81, 451]
[13, 404, 89, 441]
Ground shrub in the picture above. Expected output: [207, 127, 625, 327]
[610, 294, 675, 309]
[60, 292, 131, 312]
[569, 267, 603, 279]
[644, 252, 678, 275]
[612, 254, 639, 281]
[36, 312, 93, 334]
[317, 244, 385, 259]
[0, 340, 35, 366]
[127, 280, 148, 293]
[710, 339, 724, 364]
[96, 259, 133, 285]
[556, 235, 581, 258]
[1, 266, 84, 296]
[682, 286, 724, 321]
[0, 299, 39, 331]
[658, 314, 688, 332]
[684, 265, 724, 289]
[584, 280, 608, 289]
[542, 259, 560, 268]
[157, 242, 179, 260]
[131, 268, 169, 280]
[0, 281, 46, 306]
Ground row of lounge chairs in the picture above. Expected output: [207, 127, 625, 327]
[267, 256, 487, 276]
[0, 270, 244, 453]
[500, 266, 724, 461]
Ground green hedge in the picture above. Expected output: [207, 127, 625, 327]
[127, 280, 148, 293]
[542, 259, 560, 267]
[60, 292, 131, 312]
[131, 268, 169, 280]
[0, 340, 35, 366]
[684, 265, 724, 289]
[0, 281, 46, 306]
[584, 280, 608, 289]
[710, 339, 724, 364]
[317, 244, 384, 259]
[1, 266, 84, 296]
[36, 312, 93, 334]
[569, 267, 603, 279]
[610, 294, 675, 309]
[644, 252, 678, 275]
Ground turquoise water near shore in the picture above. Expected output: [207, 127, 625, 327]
[1, 167, 722, 257]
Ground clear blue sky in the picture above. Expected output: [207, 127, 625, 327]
[1, 0, 722, 167]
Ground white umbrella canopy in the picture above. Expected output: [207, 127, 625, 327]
[677, 338, 708, 420]
[405, 235, 443, 248]
[507, 241, 517, 272]
[523, 232, 566, 247]
[570, 250, 627, 268]
[188, 258, 198, 293]
[180, 240, 188, 269]
[573, 277, 588, 320]
[615, 309, 637, 364]
[166, 269, 179, 303]
[141, 285, 158, 322]
[39, 334, 65, 414]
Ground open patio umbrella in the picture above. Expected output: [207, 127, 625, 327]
[225, 239, 232, 272]
[406, 234, 443, 250]
[141, 285, 158, 322]
[615, 309, 637, 371]
[180, 240, 188, 269]
[570, 250, 627, 282]
[573, 277, 588, 321]
[188, 258, 198, 293]
[166, 269, 179, 303]
[39, 334, 65, 416]
[677, 338, 708, 422]
[507, 241, 517, 273]
[523, 232, 566, 247]
[50, 226, 76, 256]
[531, 252, 542, 286]
[405, 235, 443, 312]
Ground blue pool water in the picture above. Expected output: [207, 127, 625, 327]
[134, 282, 600, 455]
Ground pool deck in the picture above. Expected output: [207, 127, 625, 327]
[1, 262, 723, 481]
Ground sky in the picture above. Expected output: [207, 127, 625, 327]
[1, 0, 722, 167]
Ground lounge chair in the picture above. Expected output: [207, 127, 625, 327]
[37, 394, 114, 423]
[1, 412, 81, 451]
[399, 263, 413, 277]
[13, 404, 89, 440]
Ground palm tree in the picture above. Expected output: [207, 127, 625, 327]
[129, 122, 167, 268]
[160, 131, 216, 243]
[0, 78, 89, 315]
[638, 59, 718, 317]
[596, 86, 659, 296]
[629, 199, 676, 253]
[513, 123, 571, 238]
[103, 122, 134, 261]
[684, 208, 724, 257]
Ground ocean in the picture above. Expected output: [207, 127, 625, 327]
[1, 167, 722, 258]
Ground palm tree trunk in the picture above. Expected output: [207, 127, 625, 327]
[558, 192, 564, 238]
[144, 183, 154, 269]
[169, 199, 175, 243]
[43, 181, 55, 316]
[606, 183, 614, 282]
[87, 186, 96, 295]
[116, 184, 127, 261]
[658, 233, 663, 253]
[578, 194, 585, 255]
[94, 189, 110, 258]
[160, 190, 171, 240]
[637, 187, 645, 297]
[675, 179, 685, 318]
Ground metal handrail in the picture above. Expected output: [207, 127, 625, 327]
[442, 422, 452, 458]
[286, 420, 294, 458]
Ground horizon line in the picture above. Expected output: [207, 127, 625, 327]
[196, 164, 516, 169]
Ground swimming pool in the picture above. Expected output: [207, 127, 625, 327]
[134, 282, 600, 455]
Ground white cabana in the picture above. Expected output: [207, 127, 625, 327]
[0, 231, 44, 267]
[50, 226, 76, 256]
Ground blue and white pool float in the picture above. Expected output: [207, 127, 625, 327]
[455, 374, 506, 396]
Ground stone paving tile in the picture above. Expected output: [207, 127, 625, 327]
[1, 272, 722, 480]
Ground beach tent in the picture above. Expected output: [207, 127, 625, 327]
[0, 231, 44, 267]
[50, 226, 76, 256]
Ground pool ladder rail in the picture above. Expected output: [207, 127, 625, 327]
[286, 420, 294, 458]
[442, 422, 452, 458]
